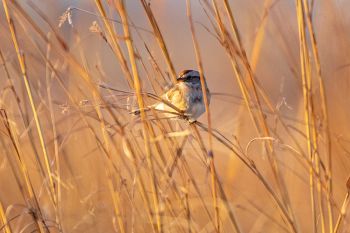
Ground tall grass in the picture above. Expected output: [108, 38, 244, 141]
[0, 0, 350, 233]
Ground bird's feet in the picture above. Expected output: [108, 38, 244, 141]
[188, 120, 197, 124]
[181, 114, 197, 124]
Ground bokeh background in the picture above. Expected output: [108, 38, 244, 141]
[0, 0, 350, 232]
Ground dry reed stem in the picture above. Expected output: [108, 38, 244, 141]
[98, 122, 157, 233]
[167, 136, 188, 177]
[0, 49, 50, 183]
[293, 6, 327, 228]
[0, 134, 27, 204]
[0, 50, 22, 111]
[295, 1, 318, 232]
[249, 0, 274, 72]
[7, 11, 86, 232]
[76, 32, 127, 233]
[60, 91, 153, 230]
[310, 105, 326, 233]
[184, 180, 192, 233]
[2, 0, 57, 209]
[204, 0, 260, 135]
[243, 0, 302, 154]
[333, 191, 349, 233]
[94, 0, 134, 88]
[181, 158, 216, 225]
[185, 1, 223, 232]
[1, 36, 58, 194]
[55, 96, 154, 232]
[205, 1, 297, 231]
[85, 112, 158, 231]
[160, 122, 217, 228]
[0, 200, 11, 233]
[44, 33, 63, 233]
[213, 1, 317, 200]
[140, 0, 177, 83]
[116, 1, 163, 232]
[207, 0, 260, 134]
[81, 119, 128, 233]
[13, 2, 158, 231]
[301, 0, 334, 230]
[222, 0, 271, 135]
[144, 44, 169, 87]
[12, 3, 290, 229]
[0, 110, 47, 233]
[1, 0, 346, 232]
[190, 124, 244, 233]
[195, 121, 300, 233]
[9, 7, 157, 233]
[222, 1, 296, 223]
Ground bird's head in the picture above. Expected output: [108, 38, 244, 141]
[176, 70, 201, 83]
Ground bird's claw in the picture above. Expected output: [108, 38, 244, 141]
[181, 114, 196, 124]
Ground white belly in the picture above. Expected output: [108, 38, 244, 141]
[154, 102, 178, 119]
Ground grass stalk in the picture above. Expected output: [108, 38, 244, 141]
[94, 0, 134, 87]
[203, 3, 298, 231]
[185, 1, 223, 232]
[2, 0, 57, 208]
[44, 33, 63, 232]
[333, 177, 350, 233]
[333, 192, 349, 233]
[0, 200, 11, 233]
[310, 104, 326, 233]
[184, 180, 192, 233]
[195, 121, 298, 233]
[0, 110, 47, 233]
[140, 0, 177, 83]
[301, 0, 334, 229]
[201, 2, 298, 231]
[222, 1, 297, 223]
[0, 1, 347, 232]
[8, 3, 159, 232]
[116, 1, 163, 232]
[75, 31, 127, 233]
[295, 0, 317, 232]
[249, 0, 274, 72]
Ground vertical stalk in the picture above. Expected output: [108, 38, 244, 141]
[75, 31, 127, 233]
[249, 0, 273, 72]
[310, 105, 326, 233]
[333, 192, 349, 233]
[116, 1, 162, 232]
[140, 0, 177, 83]
[208, 2, 298, 231]
[0, 110, 47, 233]
[94, 0, 134, 87]
[222, 1, 296, 222]
[45, 34, 63, 232]
[2, 0, 57, 207]
[0, 200, 11, 233]
[184, 179, 192, 233]
[295, 0, 316, 232]
[94, 92, 126, 233]
[302, 0, 333, 229]
[185, 1, 221, 232]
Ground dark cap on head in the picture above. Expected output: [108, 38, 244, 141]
[177, 70, 200, 81]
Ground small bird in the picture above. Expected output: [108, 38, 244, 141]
[133, 70, 211, 122]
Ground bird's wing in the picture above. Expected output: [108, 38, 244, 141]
[164, 86, 187, 111]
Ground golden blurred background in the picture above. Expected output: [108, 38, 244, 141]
[0, 0, 350, 232]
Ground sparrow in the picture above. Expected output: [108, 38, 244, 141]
[133, 70, 211, 122]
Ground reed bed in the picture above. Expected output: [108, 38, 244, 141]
[0, 0, 350, 232]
